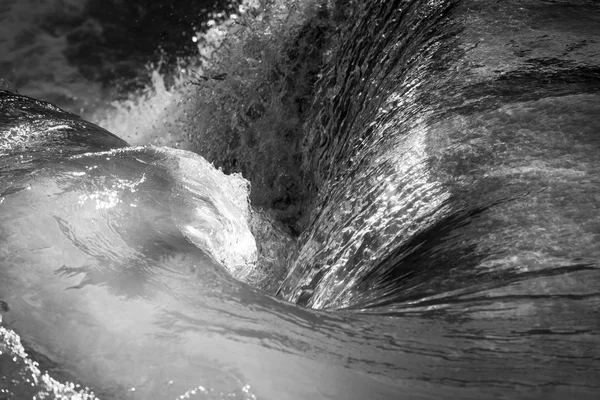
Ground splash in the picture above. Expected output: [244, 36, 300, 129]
[93, 70, 191, 147]
[0, 326, 97, 400]
[155, 146, 258, 279]
[91, 0, 328, 229]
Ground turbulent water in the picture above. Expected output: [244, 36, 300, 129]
[2, 0, 600, 399]
[0, 0, 233, 114]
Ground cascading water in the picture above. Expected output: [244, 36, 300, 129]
[279, 0, 600, 312]
[1, 0, 600, 399]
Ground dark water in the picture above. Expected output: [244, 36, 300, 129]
[0, 0, 235, 113]
[2, 0, 600, 399]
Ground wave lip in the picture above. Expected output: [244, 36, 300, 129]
[63, 144, 259, 282]
[158, 146, 259, 280]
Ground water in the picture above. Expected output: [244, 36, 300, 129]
[2, 0, 600, 399]
[279, 0, 600, 310]
[0, 0, 234, 113]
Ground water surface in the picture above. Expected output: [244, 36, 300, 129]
[1, 0, 600, 399]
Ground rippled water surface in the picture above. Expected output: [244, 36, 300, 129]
[2, 0, 600, 399]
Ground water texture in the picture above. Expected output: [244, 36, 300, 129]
[1, 0, 600, 399]
[0, 0, 233, 113]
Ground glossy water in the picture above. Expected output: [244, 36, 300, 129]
[280, 0, 600, 309]
[1, 0, 600, 399]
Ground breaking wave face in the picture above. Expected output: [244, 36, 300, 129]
[2, 0, 600, 399]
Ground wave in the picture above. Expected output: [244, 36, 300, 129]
[1, 0, 600, 399]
